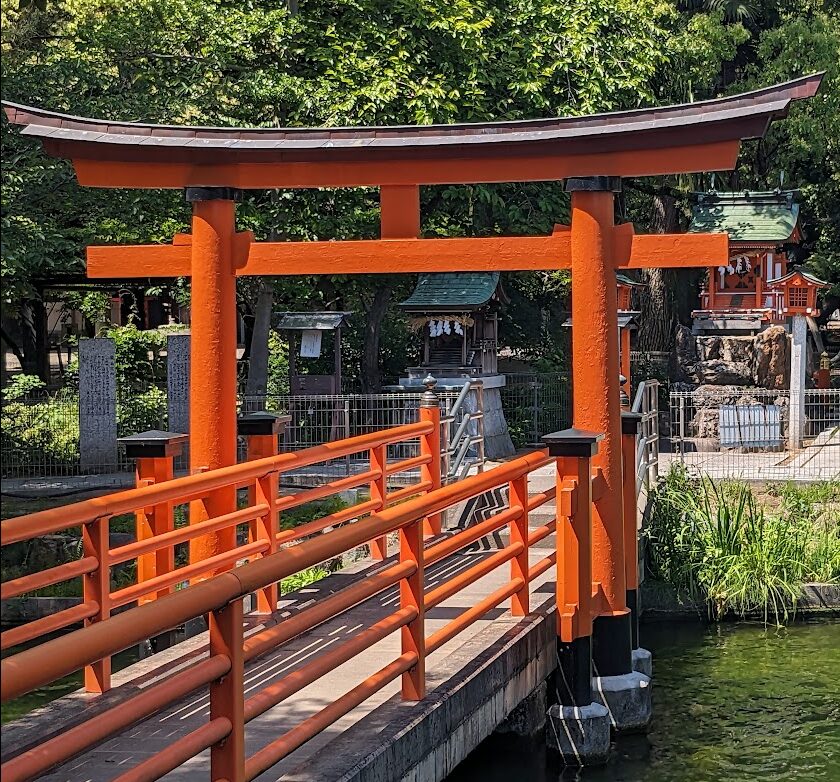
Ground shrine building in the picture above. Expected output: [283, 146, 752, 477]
[691, 190, 827, 334]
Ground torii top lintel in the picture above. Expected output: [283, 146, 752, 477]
[2, 74, 822, 189]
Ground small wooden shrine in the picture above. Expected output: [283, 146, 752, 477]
[691, 190, 826, 333]
[274, 311, 352, 394]
[399, 272, 507, 380]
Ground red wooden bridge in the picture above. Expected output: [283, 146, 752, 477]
[0, 73, 823, 781]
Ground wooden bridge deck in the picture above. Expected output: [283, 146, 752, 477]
[33, 543, 555, 782]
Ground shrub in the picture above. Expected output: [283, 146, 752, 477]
[645, 467, 840, 623]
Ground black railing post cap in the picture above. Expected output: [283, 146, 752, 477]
[237, 412, 292, 436]
[119, 430, 188, 459]
[621, 411, 644, 434]
[541, 428, 604, 457]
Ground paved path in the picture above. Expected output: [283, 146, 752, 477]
[36, 543, 556, 782]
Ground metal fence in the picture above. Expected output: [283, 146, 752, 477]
[241, 387, 485, 482]
[666, 388, 840, 481]
[1, 386, 167, 478]
[500, 373, 571, 447]
[2, 385, 486, 481]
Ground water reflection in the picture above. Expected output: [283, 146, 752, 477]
[448, 620, 840, 782]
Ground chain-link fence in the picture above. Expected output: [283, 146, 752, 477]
[666, 387, 840, 481]
[500, 373, 571, 448]
[1, 385, 170, 478]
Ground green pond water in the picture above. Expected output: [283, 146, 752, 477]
[448, 620, 840, 782]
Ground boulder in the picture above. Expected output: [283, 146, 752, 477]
[752, 325, 789, 389]
[692, 360, 753, 386]
[696, 335, 753, 364]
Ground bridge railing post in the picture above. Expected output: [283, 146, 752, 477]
[238, 413, 290, 615]
[399, 380, 438, 701]
[210, 597, 245, 782]
[508, 473, 530, 616]
[119, 431, 188, 607]
[419, 376, 442, 537]
[82, 514, 111, 693]
[542, 428, 603, 707]
[369, 443, 388, 559]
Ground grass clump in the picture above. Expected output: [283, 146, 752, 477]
[645, 466, 840, 624]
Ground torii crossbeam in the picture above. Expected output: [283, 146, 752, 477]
[2, 72, 822, 691]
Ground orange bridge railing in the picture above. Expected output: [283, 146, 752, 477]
[0, 401, 619, 782]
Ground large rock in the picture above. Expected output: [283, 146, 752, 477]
[753, 325, 790, 389]
[692, 359, 753, 386]
[696, 335, 754, 364]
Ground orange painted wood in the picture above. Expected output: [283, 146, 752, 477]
[87, 229, 728, 280]
[400, 511, 425, 700]
[508, 475, 530, 616]
[82, 516, 111, 693]
[70, 141, 741, 189]
[569, 190, 626, 617]
[369, 444, 388, 560]
[87, 235, 573, 278]
[209, 599, 245, 782]
[1, 655, 230, 782]
[188, 198, 240, 566]
[380, 185, 420, 239]
[135, 456, 176, 604]
[247, 434, 280, 613]
[619, 232, 729, 269]
[419, 403, 442, 537]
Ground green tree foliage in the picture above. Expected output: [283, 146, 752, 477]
[2, 0, 838, 381]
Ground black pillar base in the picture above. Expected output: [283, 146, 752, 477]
[592, 612, 633, 676]
[626, 589, 640, 649]
[553, 636, 592, 707]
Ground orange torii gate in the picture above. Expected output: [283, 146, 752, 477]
[2, 72, 821, 695]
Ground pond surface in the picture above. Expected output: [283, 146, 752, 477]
[448, 620, 840, 782]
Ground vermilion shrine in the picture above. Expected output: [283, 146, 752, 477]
[691, 189, 828, 333]
[1, 74, 823, 761]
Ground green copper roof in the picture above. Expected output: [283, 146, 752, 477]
[689, 191, 800, 242]
[400, 273, 501, 311]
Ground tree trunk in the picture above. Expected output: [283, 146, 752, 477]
[361, 285, 392, 393]
[244, 280, 274, 403]
[638, 193, 688, 353]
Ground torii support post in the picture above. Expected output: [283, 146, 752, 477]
[620, 411, 643, 650]
[566, 176, 632, 678]
[543, 428, 611, 766]
[187, 188, 244, 565]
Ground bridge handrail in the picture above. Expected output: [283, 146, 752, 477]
[1, 448, 548, 703]
[1, 448, 555, 782]
[0, 420, 436, 656]
[1, 421, 432, 544]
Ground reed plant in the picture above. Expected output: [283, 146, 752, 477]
[645, 467, 840, 624]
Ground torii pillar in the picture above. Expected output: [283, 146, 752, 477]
[185, 188, 248, 563]
[566, 176, 633, 677]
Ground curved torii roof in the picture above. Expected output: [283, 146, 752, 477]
[2, 74, 822, 189]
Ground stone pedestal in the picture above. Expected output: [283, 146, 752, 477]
[632, 648, 653, 678]
[592, 671, 652, 733]
[79, 338, 117, 471]
[546, 702, 610, 765]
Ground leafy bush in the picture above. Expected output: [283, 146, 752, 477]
[645, 467, 840, 623]
[1, 377, 81, 470]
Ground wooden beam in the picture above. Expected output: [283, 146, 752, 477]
[70, 141, 741, 190]
[618, 231, 729, 270]
[87, 235, 573, 278]
[86, 229, 728, 279]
